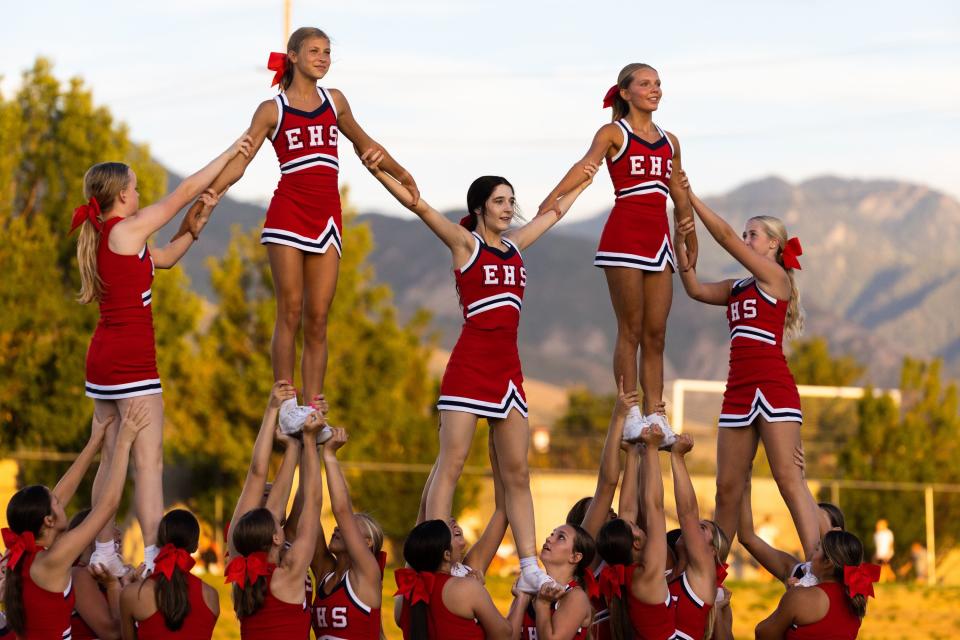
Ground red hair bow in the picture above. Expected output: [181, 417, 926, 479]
[394, 568, 435, 605]
[376, 550, 388, 575]
[579, 569, 600, 599]
[602, 85, 619, 109]
[716, 561, 729, 586]
[153, 543, 196, 580]
[1, 528, 40, 569]
[782, 236, 803, 270]
[267, 52, 288, 87]
[224, 551, 273, 587]
[598, 563, 628, 600]
[69, 197, 102, 234]
[843, 563, 881, 599]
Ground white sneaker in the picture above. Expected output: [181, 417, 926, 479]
[516, 567, 556, 594]
[314, 425, 333, 445]
[621, 406, 646, 442]
[644, 413, 678, 450]
[89, 549, 127, 578]
[279, 398, 314, 435]
[798, 562, 819, 587]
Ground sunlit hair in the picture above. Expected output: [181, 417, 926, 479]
[354, 512, 384, 555]
[280, 27, 331, 91]
[231, 508, 276, 618]
[77, 162, 130, 304]
[747, 215, 805, 339]
[822, 530, 869, 618]
[3, 486, 53, 635]
[703, 520, 730, 640]
[818, 502, 846, 530]
[611, 63, 656, 121]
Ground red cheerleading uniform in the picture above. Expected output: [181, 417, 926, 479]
[17, 552, 76, 640]
[594, 119, 675, 271]
[135, 574, 217, 639]
[589, 564, 611, 640]
[84, 216, 161, 399]
[398, 573, 485, 640]
[239, 571, 311, 639]
[261, 87, 343, 255]
[785, 582, 861, 640]
[520, 580, 588, 640]
[436, 232, 528, 419]
[311, 570, 381, 640]
[668, 572, 712, 640]
[718, 276, 802, 427]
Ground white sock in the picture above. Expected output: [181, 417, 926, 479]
[144, 544, 159, 570]
[93, 540, 114, 557]
[519, 556, 539, 575]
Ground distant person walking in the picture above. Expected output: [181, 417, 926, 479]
[873, 519, 895, 582]
[674, 171, 820, 562]
[537, 63, 699, 444]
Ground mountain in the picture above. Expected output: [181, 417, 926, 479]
[164, 173, 959, 389]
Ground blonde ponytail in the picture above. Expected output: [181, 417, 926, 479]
[76, 162, 130, 304]
[747, 215, 805, 339]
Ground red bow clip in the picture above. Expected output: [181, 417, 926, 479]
[376, 550, 388, 575]
[782, 236, 803, 270]
[69, 197, 102, 234]
[602, 85, 620, 109]
[224, 551, 273, 587]
[1, 528, 40, 569]
[843, 563, 881, 599]
[580, 569, 600, 599]
[267, 52, 288, 87]
[394, 568, 435, 605]
[716, 561, 729, 586]
[598, 563, 628, 600]
[153, 543, 196, 580]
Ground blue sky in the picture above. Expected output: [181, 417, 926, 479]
[3, 0, 958, 220]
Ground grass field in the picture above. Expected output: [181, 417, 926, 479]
[209, 571, 960, 639]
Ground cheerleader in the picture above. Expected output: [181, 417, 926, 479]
[507, 524, 596, 640]
[538, 64, 699, 443]
[1, 403, 148, 639]
[76, 136, 250, 574]
[396, 520, 511, 640]
[362, 150, 595, 593]
[667, 434, 728, 640]
[225, 382, 322, 638]
[119, 509, 219, 638]
[68, 508, 131, 640]
[310, 428, 385, 640]
[173, 27, 419, 432]
[594, 425, 672, 640]
[674, 172, 820, 559]
[755, 531, 878, 639]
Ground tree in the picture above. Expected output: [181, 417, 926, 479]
[836, 358, 960, 563]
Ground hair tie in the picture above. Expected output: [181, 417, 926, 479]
[579, 569, 600, 599]
[602, 85, 620, 109]
[458, 213, 475, 229]
[376, 550, 388, 575]
[843, 563, 880, 599]
[598, 563, 629, 600]
[267, 52, 289, 87]
[716, 561, 729, 586]
[224, 551, 273, 588]
[153, 543, 196, 580]
[1, 528, 41, 569]
[69, 197, 102, 234]
[782, 236, 803, 270]
[394, 568, 435, 605]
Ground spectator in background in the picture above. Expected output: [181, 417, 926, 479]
[873, 519, 895, 582]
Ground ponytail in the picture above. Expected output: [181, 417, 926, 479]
[152, 509, 200, 630]
[154, 569, 191, 630]
[280, 27, 331, 92]
[228, 508, 276, 618]
[3, 486, 53, 635]
[747, 215, 805, 339]
[400, 520, 451, 640]
[608, 587, 632, 640]
[76, 162, 130, 304]
[822, 530, 871, 619]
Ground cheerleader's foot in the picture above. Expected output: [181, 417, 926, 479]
[89, 548, 128, 578]
[279, 398, 314, 435]
[644, 413, 678, 450]
[621, 405, 647, 443]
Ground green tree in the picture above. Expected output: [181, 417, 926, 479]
[836, 359, 960, 563]
[539, 388, 616, 470]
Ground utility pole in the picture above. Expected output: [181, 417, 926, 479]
[283, 0, 291, 45]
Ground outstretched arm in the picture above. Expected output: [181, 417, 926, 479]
[618, 442, 641, 525]
[508, 162, 598, 251]
[265, 428, 303, 524]
[670, 435, 715, 600]
[674, 217, 733, 306]
[51, 414, 111, 506]
[151, 188, 221, 269]
[665, 132, 698, 268]
[464, 436, 508, 574]
[228, 381, 295, 556]
[581, 378, 638, 538]
[332, 88, 420, 205]
[360, 149, 474, 256]
[537, 123, 619, 215]
[634, 427, 668, 592]
[738, 477, 800, 584]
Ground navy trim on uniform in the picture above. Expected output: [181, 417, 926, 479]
[85, 380, 163, 399]
[281, 154, 340, 172]
[718, 389, 803, 428]
[594, 237, 676, 271]
[260, 219, 343, 256]
[437, 381, 528, 419]
[281, 100, 331, 119]
[458, 233, 483, 274]
[479, 238, 517, 261]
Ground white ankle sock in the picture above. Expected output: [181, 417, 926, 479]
[144, 544, 159, 570]
[519, 556, 539, 575]
[93, 540, 114, 556]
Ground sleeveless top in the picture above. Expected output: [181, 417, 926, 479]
[312, 569, 381, 639]
[239, 570, 311, 639]
[455, 232, 526, 332]
[785, 582, 862, 640]
[20, 552, 76, 640]
[606, 119, 674, 211]
[134, 573, 217, 639]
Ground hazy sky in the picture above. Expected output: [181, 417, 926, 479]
[3, 1, 958, 220]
